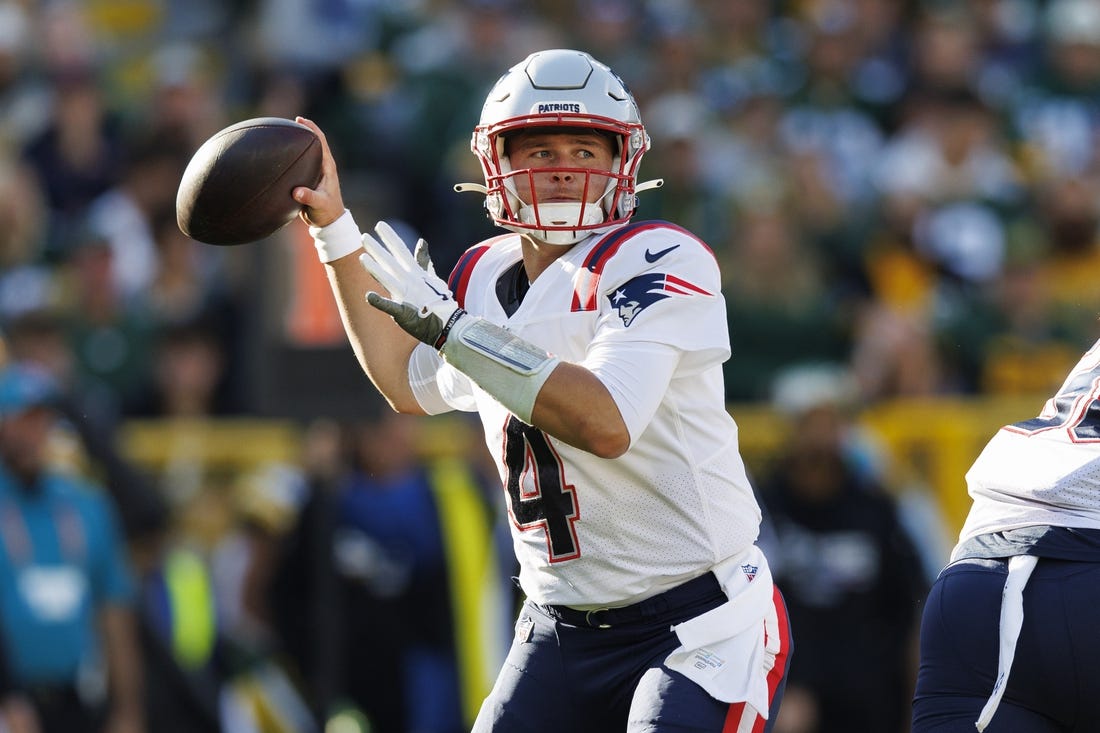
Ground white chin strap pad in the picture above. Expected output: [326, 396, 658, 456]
[517, 202, 606, 246]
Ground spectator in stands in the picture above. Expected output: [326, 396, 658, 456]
[21, 64, 125, 262]
[145, 211, 240, 335]
[290, 410, 507, 733]
[128, 507, 224, 733]
[265, 418, 347, 725]
[720, 204, 850, 402]
[1031, 173, 1100, 344]
[906, 4, 985, 100]
[1007, 0, 1100, 181]
[0, 362, 145, 733]
[5, 309, 120, 432]
[84, 133, 189, 301]
[131, 319, 231, 419]
[0, 154, 50, 324]
[0, 1, 51, 155]
[637, 90, 732, 246]
[4, 309, 167, 543]
[144, 43, 228, 154]
[4, 313, 224, 733]
[854, 84, 1023, 398]
[779, 1, 888, 223]
[757, 365, 927, 733]
[60, 233, 156, 416]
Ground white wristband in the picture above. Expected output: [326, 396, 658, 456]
[310, 209, 363, 263]
[441, 316, 559, 424]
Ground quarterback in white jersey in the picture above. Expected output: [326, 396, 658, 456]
[912, 338, 1100, 732]
[294, 49, 791, 733]
[412, 222, 761, 608]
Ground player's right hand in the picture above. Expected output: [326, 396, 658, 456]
[359, 222, 465, 349]
[293, 117, 346, 228]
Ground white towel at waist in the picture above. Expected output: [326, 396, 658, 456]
[975, 554, 1038, 732]
[665, 545, 776, 716]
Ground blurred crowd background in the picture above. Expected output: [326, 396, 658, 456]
[1, 0, 1099, 731]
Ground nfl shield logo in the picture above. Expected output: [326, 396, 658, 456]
[741, 563, 758, 581]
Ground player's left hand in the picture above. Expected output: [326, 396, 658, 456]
[359, 222, 465, 348]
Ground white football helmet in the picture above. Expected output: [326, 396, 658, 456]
[456, 49, 662, 245]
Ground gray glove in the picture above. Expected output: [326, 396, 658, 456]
[359, 222, 465, 348]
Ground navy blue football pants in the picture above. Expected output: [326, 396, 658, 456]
[913, 557, 1100, 732]
[472, 572, 792, 732]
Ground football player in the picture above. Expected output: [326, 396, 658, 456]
[293, 49, 791, 732]
[912, 339, 1100, 732]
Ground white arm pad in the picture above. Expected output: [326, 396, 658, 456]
[309, 209, 364, 263]
[407, 343, 453, 415]
[440, 315, 559, 424]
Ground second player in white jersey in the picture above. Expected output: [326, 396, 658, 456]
[915, 336, 1100, 731]
[955, 337, 1100, 555]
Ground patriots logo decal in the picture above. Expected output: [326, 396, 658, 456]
[608, 273, 712, 326]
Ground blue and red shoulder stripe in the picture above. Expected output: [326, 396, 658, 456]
[571, 220, 712, 311]
[446, 235, 509, 309]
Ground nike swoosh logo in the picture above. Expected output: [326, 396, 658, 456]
[644, 244, 679, 263]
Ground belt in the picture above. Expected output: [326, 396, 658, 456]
[542, 571, 723, 629]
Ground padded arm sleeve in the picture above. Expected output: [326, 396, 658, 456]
[440, 315, 560, 424]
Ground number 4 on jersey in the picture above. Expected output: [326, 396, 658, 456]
[502, 416, 581, 562]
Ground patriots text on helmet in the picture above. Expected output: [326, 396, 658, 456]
[535, 102, 585, 114]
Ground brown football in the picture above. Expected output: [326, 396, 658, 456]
[176, 117, 322, 246]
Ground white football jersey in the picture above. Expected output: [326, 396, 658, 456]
[410, 221, 761, 608]
[954, 337, 1100, 559]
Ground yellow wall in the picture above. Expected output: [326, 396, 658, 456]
[730, 395, 1048, 534]
[118, 394, 1051, 538]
